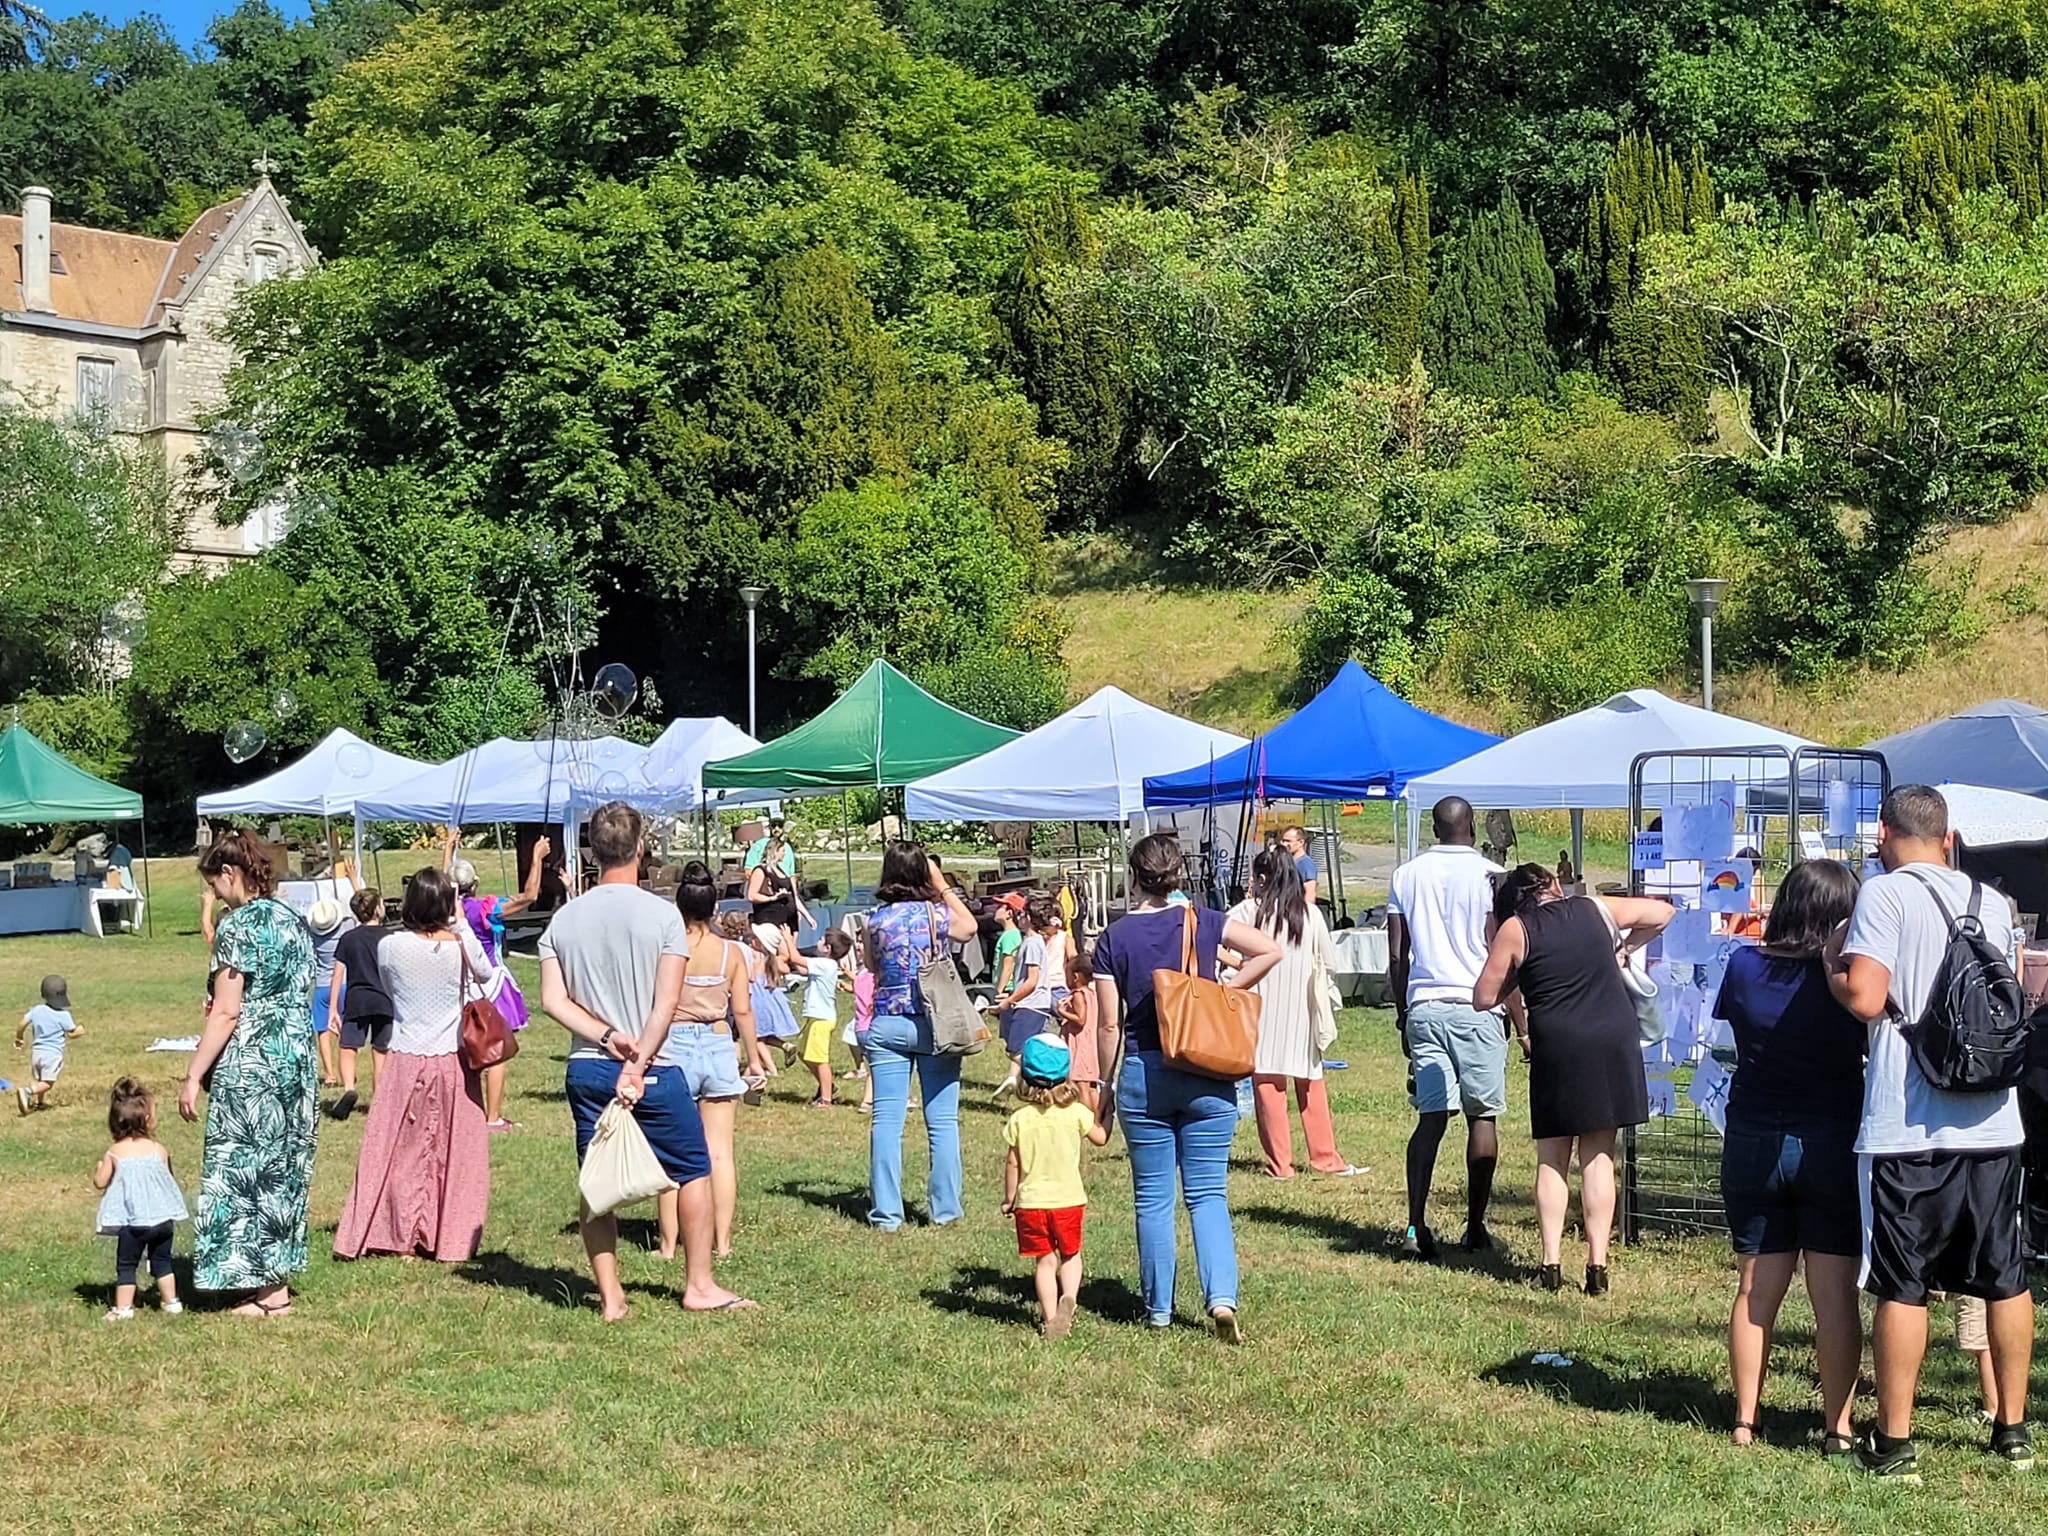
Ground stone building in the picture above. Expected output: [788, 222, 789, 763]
[1, 168, 316, 565]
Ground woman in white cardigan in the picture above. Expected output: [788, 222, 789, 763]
[1228, 849, 1358, 1179]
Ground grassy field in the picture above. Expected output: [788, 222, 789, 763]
[2, 864, 2043, 1533]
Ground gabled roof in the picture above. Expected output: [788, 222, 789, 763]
[4, 182, 310, 333]
[1, 214, 177, 327]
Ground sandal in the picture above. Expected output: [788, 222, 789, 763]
[1210, 1306, 1243, 1346]
[1822, 1432, 1855, 1459]
[1732, 1420, 1759, 1447]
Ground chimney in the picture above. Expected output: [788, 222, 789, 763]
[20, 186, 54, 314]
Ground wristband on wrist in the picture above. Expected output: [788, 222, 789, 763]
[599, 1026, 615, 1046]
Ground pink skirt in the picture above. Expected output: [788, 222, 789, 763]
[333, 1051, 489, 1262]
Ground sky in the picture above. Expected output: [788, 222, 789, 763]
[36, 0, 311, 49]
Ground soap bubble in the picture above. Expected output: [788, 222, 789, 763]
[99, 601, 146, 647]
[293, 487, 337, 530]
[336, 742, 374, 778]
[272, 688, 299, 721]
[224, 720, 267, 764]
[598, 771, 630, 797]
[212, 425, 263, 484]
[530, 531, 557, 561]
[590, 662, 637, 718]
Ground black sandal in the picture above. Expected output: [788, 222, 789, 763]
[1822, 1432, 1854, 1459]
[1732, 1420, 1759, 1444]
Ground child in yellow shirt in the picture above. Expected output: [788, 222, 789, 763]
[1001, 1033, 1107, 1339]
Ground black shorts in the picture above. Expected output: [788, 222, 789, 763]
[1865, 1147, 2029, 1305]
[339, 1014, 393, 1052]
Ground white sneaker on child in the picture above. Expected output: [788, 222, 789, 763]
[162, 1299, 184, 1315]
[103, 1307, 134, 1322]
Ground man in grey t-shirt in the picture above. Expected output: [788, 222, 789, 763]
[540, 802, 752, 1320]
[1829, 784, 2031, 1477]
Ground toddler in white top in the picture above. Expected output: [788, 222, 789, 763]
[92, 1078, 189, 1321]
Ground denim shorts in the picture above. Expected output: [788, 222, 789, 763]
[565, 1055, 710, 1185]
[1720, 1123, 1859, 1257]
[658, 1023, 746, 1101]
[1405, 1000, 1507, 1117]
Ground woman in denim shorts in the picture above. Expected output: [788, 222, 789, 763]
[1713, 858, 1866, 1454]
[656, 862, 771, 1260]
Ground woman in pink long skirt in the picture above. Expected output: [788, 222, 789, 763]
[334, 866, 494, 1262]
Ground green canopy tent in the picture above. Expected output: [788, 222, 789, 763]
[0, 724, 149, 935]
[701, 659, 1019, 894]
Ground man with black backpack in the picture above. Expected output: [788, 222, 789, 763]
[1828, 785, 2033, 1481]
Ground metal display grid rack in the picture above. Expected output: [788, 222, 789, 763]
[1619, 746, 1889, 1241]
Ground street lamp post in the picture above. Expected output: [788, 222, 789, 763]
[1684, 578, 1730, 713]
[739, 586, 765, 737]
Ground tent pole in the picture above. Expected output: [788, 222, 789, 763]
[1325, 800, 1347, 922]
[1571, 809, 1585, 890]
[137, 816, 154, 938]
[497, 822, 511, 897]
[841, 790, 853, 903]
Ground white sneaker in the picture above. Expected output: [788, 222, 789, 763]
[162, 1299, 184, 1315]
[15, 1086, 28, 1115]
[103, 1307, 134, 1322]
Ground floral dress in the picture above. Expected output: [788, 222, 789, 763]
[194, 896, 318, 1291]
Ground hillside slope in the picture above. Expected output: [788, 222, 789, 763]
[1053, 508, 2048, 746]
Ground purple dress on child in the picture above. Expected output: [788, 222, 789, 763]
[461, 894, 529, 1031]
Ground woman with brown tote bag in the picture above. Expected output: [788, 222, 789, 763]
[1091, 834, 1279, 1344]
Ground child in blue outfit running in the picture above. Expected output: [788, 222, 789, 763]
[93, 1078, 188, 1321]
[15, 973, 82, 1113]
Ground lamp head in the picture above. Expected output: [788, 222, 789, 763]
[739, 585, 766, 611]
[1683, 577, 1729, 618]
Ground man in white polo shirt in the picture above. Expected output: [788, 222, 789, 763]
[1388, 796, 1507, 1260]
[1828, 783, 2032, 1480]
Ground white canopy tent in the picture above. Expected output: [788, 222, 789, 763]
[634, 717, 779, 813]
[1938, 782, 2048, 847]
[904, 686, 1248, 823]
[1403, 690, 1815, 857]
[352, 736, 650, 825]
[197, 728, 435, 819]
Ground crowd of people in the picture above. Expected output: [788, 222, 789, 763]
[44, 784, 2043, 1483]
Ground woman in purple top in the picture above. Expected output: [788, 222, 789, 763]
[1091, 833, 1279, 1342]
[450, 839, 547, 1132]
[863, 841, 979, 1231]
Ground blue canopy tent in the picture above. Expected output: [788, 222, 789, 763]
[1141, 662, 1500, 913]
[1143, 663, 1500, 805]
[1865, 699, 2048, 799]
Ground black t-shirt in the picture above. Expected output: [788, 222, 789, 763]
[332, 923, 393, 1020]
[1714, 947, 1865, 1136]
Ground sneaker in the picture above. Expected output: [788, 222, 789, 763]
[1992, 1422, 2036, 1471]
[485, 1118, 515, 1133]
[103, 1307, 135, 1323]
[16, 1086, 29, 1116]
[1398, 1225, 1438, 1262]
[326, 1089, 358, 1121]
[1851, 1433, 1922, 1483]
[162, 1299, 184, 1315]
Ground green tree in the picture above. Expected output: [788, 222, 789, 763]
[0, 398, 174, 702]
[1581, 130, 1716, 428]
[1897, 78, 2048, 230]
[1425, 190, 1558, 399]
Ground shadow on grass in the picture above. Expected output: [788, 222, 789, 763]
[921, 1263, 1150, 1329]
[1485, 1352, 1736, 1438]
[769, 1178, 871, 1226]
[74, 1253, 197, 1309]
[552, 1216, 662, 1250]
[1237, 1201, 1405, 1257]
[455, 1251, 596, 1309]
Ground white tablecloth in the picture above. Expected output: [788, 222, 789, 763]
[1330, 927, 1391, 1006]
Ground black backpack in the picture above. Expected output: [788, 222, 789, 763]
[1901, 871, 2030, 1093]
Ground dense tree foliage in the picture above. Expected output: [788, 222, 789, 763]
[19, 0, 2048, 799]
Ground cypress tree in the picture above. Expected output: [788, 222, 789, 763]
[994, 186, 1132, 526]
[1899, 79, 2048, 230]
[1425, 190, 1558, 399]
[1581, 131, 1714, 431]
[1367, 169, 1432, 373]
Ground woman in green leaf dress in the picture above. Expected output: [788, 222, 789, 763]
[179, 830, 318, 1317]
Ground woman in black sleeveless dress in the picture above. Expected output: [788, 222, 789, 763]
[1474, 864, 1672, 1294]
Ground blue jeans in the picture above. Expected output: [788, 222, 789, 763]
[865, 1012, 964, 1230]
[1118, 1048, 1239, 1324]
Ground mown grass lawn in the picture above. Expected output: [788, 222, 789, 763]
[1, 864, 2042, 1533]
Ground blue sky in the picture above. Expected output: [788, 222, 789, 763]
[37, 1, 311, 49]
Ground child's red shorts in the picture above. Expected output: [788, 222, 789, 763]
[1014, 1205, 1084, 1258]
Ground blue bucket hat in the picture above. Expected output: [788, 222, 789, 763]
[1019, 1032, 1071, 1088]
